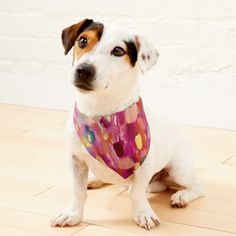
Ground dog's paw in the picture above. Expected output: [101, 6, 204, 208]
[87, 179, 106, 189]
[133, 210, 160, 230]
[50, 208, 82, 227]
[171, 190, 189, 208]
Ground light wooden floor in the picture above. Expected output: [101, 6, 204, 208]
[0, 104, 236, 236]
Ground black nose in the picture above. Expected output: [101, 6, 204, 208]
[75, 63, 95, 81]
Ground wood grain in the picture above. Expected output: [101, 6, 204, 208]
[0, 104, 235, 235]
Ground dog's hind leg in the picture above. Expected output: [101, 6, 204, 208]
[168, 152, 204, 208]
[87, 176, 107, 189]
[146, 170, 167, 193]
[147, 180, 167, 193]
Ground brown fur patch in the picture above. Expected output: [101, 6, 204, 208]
[124, 53, 131, 65]
[124, 40, 138, 67]
[62, 19, 93, 55]
[150, 169, 183, 191]
[61, 19, 103, 57]
[135, 35, 141, 51]
[73, 30, 100, 60]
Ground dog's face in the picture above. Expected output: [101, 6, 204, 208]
[62, 19, 159, 93]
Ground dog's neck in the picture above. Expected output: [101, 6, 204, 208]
[75, 79, 140, 117]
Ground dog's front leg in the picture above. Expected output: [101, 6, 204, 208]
[129, 161, 160, 230]
[51, 151, 88, 227]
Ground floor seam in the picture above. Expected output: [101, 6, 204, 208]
[33, 185, 56, 197]
[116, 187, 129, 196]
[70, 224, 90, 236]
[0, 206, 53, 217]
[79, 222, 143, 235]
[222, 155, 234, 164]
[165, 219, 236, 235]
[0, 223, 48, 235]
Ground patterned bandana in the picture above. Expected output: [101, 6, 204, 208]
[73, 97, 151, 179]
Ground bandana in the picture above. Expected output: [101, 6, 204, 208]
[73, 97, 151, 179]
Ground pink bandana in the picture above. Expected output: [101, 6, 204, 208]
[73, 97, 150, 179]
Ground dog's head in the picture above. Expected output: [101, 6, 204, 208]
[62, 19, 159, 93]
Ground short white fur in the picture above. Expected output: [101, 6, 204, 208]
[51, 22, 204, 230]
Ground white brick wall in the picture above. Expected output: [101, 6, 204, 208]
[0, 0, 236, 129]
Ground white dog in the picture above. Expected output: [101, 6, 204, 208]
[51, 19, 203, 230]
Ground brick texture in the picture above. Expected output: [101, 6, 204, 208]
[0, 0, 236, 95]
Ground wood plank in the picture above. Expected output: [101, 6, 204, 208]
[84, 194, 236, 234]
[35, 184, 128, 202]
[0, 193, 66, 217]
[0, 136, 69, 186]
[73, 224, 235, 236]
[198, 164, 236, 188]
[1, 179, 236, 233]
[224, 156, 236, 166]
[73, 225, 138, 236]
[0, 161, 70, 186]
[0, 207, 86, 236]
[0, 176, 54, 197]
[1, 104, 236, 235]
[3, 185, 233, 234]
[0, 104, 68, 126]
[0, 225, 47, 236]
[179, 125, 236, 165]
[83, 204, 236, 235]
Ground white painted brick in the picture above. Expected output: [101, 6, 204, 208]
[134, 20, 200, 46]
[11, 61, 45, 76]
[1, 14, 61, 39]
[193, 74, 236, 94]
[193, 47, 233, 73]
[0, 62, 13, 73]
[157, 46, 200, 74]
[200, 23, 228, 48]
[154, 0, 230, 19]
[200, 22, 236, 48]
[0, 0, 236, 109]
[0, 38, 67, 63]
[43, 63, 71, 78]
[0, 0, 19, 11]
[229, 0, 236, 18]
[89, 0, 229, 19]
[89, 1, 162, 18]
[0, 0, 92, 15]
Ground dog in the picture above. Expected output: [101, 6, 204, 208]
[50, 18, 204, 230]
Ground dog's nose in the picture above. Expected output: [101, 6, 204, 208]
[75, 63, 95, 81]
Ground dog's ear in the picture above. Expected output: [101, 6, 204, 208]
[134, 35, 159, 74]
[61, 19, 94, 55]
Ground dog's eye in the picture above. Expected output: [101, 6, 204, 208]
[111, 47, 126, 57]
[77, 36, 87, 48]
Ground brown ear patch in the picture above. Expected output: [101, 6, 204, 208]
[61, 19, 104, 56]
[62, 19, 94, 55]
[134, 36, 141, 51]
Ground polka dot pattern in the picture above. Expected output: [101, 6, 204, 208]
[135, 134, 142, 150]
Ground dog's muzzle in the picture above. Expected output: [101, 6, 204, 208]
[74, 63, 96, 91]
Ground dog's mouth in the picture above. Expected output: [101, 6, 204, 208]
[74, 82, 94, 91]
